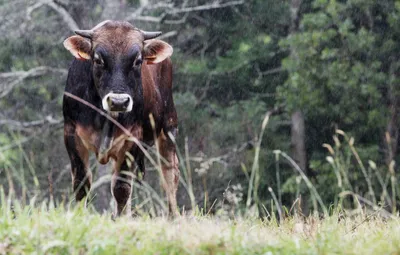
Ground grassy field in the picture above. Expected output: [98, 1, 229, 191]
[0, 201, 400, 255]
[1, 128, 399, 254]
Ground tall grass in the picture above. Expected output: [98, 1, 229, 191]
[242, 116, 397, 221]
[1, 98, 399, 221]
[2, 107, 400, 253]
[322, 130, 397, 217]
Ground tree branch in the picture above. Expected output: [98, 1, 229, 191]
[0, 115, 63, 131]
[27, 0, 79, 31]
[126, 0, 244, 24]
[168, 0, 245, 14]
[158, 30, 178, 40]
[0, 66, 67, 98]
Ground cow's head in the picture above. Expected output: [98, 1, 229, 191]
[63, 20, 173, 114]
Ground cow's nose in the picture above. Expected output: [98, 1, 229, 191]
[108, 95, 129, 110]
[102, 93, 133, 112]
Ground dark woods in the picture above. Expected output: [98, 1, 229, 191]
[0, 0, 400, 217]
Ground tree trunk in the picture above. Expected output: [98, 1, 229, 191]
[386, 106, 399, 166]
[385, 65, 400, 166]
[289, 0, 307, 173]
[290, 0, 302, 34]
[291, 111, 307, 171]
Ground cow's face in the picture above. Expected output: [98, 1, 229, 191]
[63, 20, 173, 114]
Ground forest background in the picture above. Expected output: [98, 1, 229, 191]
[1, 0, 399, 217]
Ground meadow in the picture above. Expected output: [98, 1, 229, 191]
[1, 116, 399, 254]
[0, 199, 399, 255]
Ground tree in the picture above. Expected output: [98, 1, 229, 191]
[279, 0, 400, 206]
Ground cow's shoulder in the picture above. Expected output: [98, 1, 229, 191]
[65, 59, 92, 93]
[63, 59, 103, 127]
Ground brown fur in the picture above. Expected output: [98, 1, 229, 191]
[92, 21, 144, 55]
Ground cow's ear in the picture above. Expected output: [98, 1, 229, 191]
[143, 40, 173, 64]
[63, 35, 91, 60]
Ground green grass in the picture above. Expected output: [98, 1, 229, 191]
[1, 124, 399, 254]
[1, 201, 400, 255]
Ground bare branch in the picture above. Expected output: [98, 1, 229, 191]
[255, 63, 283, 78]
[26, 1, 46, 19]
[164, 13, 190, 25]
[125, 3, 169, 23]
[27, 0, 79, 31]
[168, 0, 245, 14]
[130, 14, 166, 23]
[0, 66, 67, 78]
[0, 66, 67, 98]
[158, 30, 178, 40]
[126, 0, 244, 24]
[47, 0, 79, 31]
[0, 115, 62, 130]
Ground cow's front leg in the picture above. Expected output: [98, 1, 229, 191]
[64, 125, 91, 202]
[157, 130, 180, 217]
[111, 157, 133, 217]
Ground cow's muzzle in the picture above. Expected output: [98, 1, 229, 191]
[102, 93, 133, 113]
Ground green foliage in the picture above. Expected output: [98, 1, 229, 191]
[279, 0, 400, 173]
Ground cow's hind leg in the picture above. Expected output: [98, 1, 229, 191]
[111, 158, 133, 217]
[157, 130, 180, 217]
[64, 125, 91, 202]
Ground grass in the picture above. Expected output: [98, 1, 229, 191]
[1, 130, 399, 254]
[1, 200, 400, 254]
[1, 107, 399, 254]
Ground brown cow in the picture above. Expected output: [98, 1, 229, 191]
[63, 20, 179, 217]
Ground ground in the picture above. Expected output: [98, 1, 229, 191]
[0, 201, 399, 255]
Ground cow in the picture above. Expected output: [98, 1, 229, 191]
[62, 20, 179, 217]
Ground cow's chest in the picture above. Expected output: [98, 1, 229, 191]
[75, 121, 142, 164]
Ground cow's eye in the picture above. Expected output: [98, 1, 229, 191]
[133, 58, 142, 67]
[95, 58, 102, 65]
[94, 53, 104, 66]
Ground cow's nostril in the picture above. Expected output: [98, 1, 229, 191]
[107, 96, 113, 107]
[123, 98, 130, 108]
[104, 93, 132, 112]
